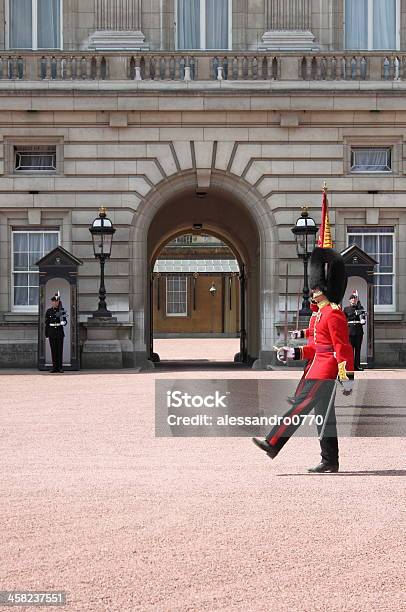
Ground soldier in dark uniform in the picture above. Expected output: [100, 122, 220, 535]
[344, 291, 366, 371]
[45, 294, 67, 373]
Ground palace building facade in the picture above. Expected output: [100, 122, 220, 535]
[0, 0, 406, 368]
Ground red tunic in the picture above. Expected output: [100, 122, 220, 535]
[299, 301, 354, 380]
[304, 302, 318, 344]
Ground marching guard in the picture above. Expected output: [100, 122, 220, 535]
[252, 247, 354, 473]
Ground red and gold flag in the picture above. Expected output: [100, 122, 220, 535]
[318, 184, 333, 248]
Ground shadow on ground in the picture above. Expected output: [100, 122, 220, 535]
[278, 470, 406, 477]
[154, 360, 251, 372]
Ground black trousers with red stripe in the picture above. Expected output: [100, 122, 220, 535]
[265, 379, 339, 465]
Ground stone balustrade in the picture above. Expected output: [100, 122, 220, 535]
[299, 54, 405, 81]
[0, 52, 404, 82]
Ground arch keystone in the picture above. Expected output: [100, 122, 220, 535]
[196, 168, 211, 192]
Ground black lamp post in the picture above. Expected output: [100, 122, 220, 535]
[89, 207, 116, 318]
[291, 207, 318, 317]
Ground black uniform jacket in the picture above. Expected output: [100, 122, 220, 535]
[343, 303, 366, 337]
[45, 307, 67, 339]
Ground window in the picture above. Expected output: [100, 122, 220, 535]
[177, 0, 231, 50]
[345, 0, 399, 50]
[171, 235, 193, 245]
[12, 231, 59, 310]
[14, 145, 57, 172]
[166, 276, 188, 316]
[5, 138, 63, 175]
[8, 0, 62, 49]
[347, 227, 395, 310]
[350, 147, 392, 173]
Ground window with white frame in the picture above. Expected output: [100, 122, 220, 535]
[177, 0, 231, 50]
[350, 147, 392, 173]
[347, 226, 395, 309]
[14, 145, 57, 172]
[166, 276, 188, 316]
[344, 0, 399, 50]
[8, 0, 62, 49]
[12, 230, 59, 310]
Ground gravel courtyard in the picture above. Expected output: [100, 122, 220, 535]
[1, 340, 405, 611]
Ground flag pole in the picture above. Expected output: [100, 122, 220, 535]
[319, 181, 333, 249]
[284, 263, 289, 346]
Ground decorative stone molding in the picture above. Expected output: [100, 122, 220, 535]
[280, 113, 300, 127]
[88, 30, 148, 50]
[28, 210, 41, 225]
[260, 30, 318, 51]
[109, 111, 128, 127]
[196, 169, 211, 193]
[260, 0, 318, 50]
[89, 0, 148, 50]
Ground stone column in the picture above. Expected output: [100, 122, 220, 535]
[260, 0, 318, 51]
[96, 0, 141, 30]
[89, 0, 148, 50]
[266, 0, 311, 30]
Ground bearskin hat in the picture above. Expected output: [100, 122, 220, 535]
[309, 247, 347, 304]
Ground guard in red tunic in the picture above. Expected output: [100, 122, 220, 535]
[252, 248, 354, 473]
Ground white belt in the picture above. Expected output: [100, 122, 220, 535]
[49, 323, 62, 327]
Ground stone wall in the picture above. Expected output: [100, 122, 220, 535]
[0, 324, 37, 367]
[0, 0, 4, 49]
[0, 82, 406, 367]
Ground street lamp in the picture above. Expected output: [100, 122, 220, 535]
[291, 207, 318, 316]
[89, 207, 116, 318]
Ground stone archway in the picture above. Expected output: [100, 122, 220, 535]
[150, 211, 248, 365]
[129, 170, 278, 369]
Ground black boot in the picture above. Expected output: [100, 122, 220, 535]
[308, 462, 339, 473]
[251, 438, 278, 459]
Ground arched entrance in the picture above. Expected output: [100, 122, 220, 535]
[129, 171, 277, 369]
[150, 230, 244, 365]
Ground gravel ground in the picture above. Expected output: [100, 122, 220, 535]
[1, 340, 405, 612]
[153, 338, 241, 362]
